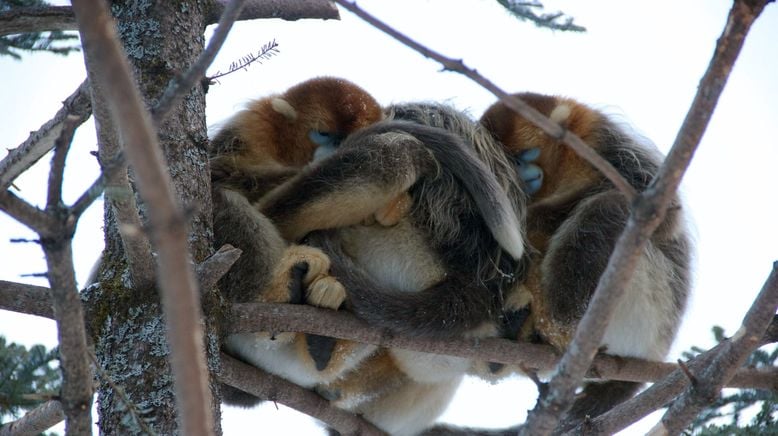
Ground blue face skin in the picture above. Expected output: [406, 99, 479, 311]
[515, 147, 543, 195]
[309, 130, 341, 161]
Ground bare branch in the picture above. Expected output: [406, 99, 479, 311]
[656, 261, 778, 433]
[0, 190, 58, 236]
[219, 353, 385, 436]
[0, 1, 337, 37]
[1, 280, 775, 392]
[153, 0, 248, 123]
[0, 400, 65, 436]
[46, 116, 80, 211]
[0, 280, 53, 318]
[205, 0, 339, 23]
[0, 80, 91, 193]
[227, 303, 778, 390]
[40, 233, 93, 434]
[519, 1, 772, 433]
[762, 315, 778, 345]
[0, 6, 76, 37]
[331, 0, 637, 201]
[71, 2, 214, 433]
[196, 244, 242, 292]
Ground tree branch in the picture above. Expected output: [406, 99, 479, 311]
[0, 80, 91, 193]
[3, 280, 775, 391]
[227, 303, 778, 390]
[565, 338, 724, 435]
[45, 116, 79, 211]
[0, 1, 338, 37]
[519, 1, 772, 433]
[0, 190, 58, 236]
[0, 6, 76, 37]
[0, 280, 53, 318]
[196, 244, 242, 293]
[71, 1, 214, 435]
[152, 0, 247, 123]
[205, 0, 339, 23]
[219, 353, 385, 436]
[0, 400, 65, 436]
[40, 229, 93, 435]
[331, 0, 637, 202]
[655, 261, 778, 433]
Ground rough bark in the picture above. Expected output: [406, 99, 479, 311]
[81, 1, 220, 434]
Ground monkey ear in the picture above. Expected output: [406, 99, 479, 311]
[271, 98, 298, 121]
[549, 103, 572, 127]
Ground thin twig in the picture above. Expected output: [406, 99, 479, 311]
[46, 115, 79, 211]
[71, 1, 214, 435]
[656, 261, 778, 433]
[219, 353, 385, 436]
[152, 0, 247, 123]
[0, 400, 65, 436]
[332, 0, 637, 201]
[0, 190, 57, 236]
[195, 244, 242, 292]
[0, 80, 91, 193]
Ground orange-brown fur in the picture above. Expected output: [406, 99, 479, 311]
[210, 77, 384, 200]
[212, 77, 386, 405]
[479, 93, 691, 430]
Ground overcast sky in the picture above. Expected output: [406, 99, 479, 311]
[1, 1, 777, 434]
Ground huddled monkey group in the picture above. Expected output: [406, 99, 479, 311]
[209, 77, 692, 435]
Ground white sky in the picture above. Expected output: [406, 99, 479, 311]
[1, 0, 777, 434]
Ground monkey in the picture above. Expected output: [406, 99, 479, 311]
[209, 76, 384, 201]
[210, 77, 386, 407]
[250, 102, 531, 434]
[474, 92, 692, 430]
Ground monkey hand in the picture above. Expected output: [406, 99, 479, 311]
[306, 276, 346, 310]
[515, 148, 543, 195]
[369, 192, 413, 227]
[264, 245, 344, 309]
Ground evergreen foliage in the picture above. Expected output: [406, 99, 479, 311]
[496, 0, 585, 32]
[0, 336, 61, 431]
[1, 0, 80, 59]
[685, 327, 778, 435]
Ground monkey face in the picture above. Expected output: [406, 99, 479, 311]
[481, 93, 603, 203]
[277, 77, 384, 164]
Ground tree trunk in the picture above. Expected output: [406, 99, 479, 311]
[83, 1, 220, 433]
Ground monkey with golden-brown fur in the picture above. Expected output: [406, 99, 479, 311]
[253, 102, 531, 434]
[210, 78, 529, 434]
[210, 77, 387, 407]
[210, 76, 384, 201]
[216, 97, 531, 434]
[473, 92, 692, 430]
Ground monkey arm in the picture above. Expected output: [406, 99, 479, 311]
[210, 158, 299, 202]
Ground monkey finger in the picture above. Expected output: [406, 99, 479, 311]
[306, 276, 347, 310]
[373, 192, 412, 227]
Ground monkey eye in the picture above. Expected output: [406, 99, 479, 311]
[514, 147, 543, 195]
[308, 130, 338, 147]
